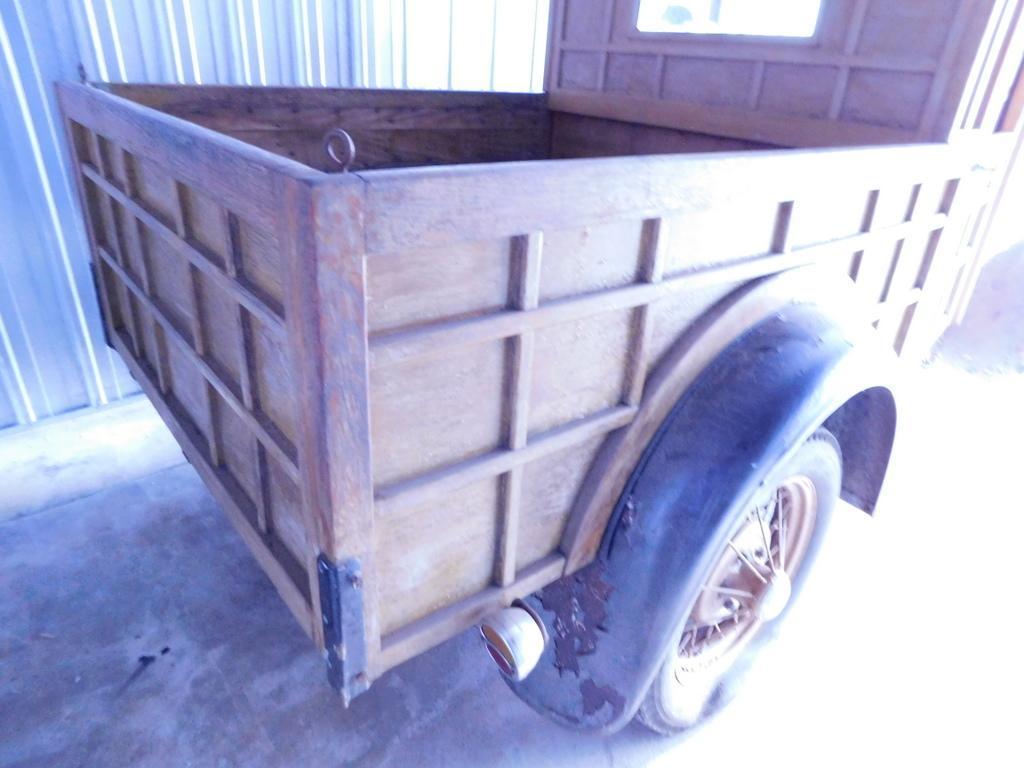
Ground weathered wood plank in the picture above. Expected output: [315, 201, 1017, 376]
[359, 144, 972, 254]
[277, 173, 336, 651]
[310, 174, 381, 672]
[232, 126, 550, 172]
[106, 84, 552, 173]
[57, 83, 320, 226]
[369, 213, 947, 368]
[107, 84, 548, 120]
[379, 554, 565, 672]
[548, 91, 917, 149]
[550, 112, 775, 158]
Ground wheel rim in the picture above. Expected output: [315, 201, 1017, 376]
[668, 475, 819, 714]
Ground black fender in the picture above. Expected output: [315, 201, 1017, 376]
[509, 302, 897, 732]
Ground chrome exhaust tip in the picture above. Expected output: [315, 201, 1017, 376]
[479, 603, 547, 682]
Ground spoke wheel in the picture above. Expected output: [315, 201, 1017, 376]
[637, 429, 841, 734]
[672, 476, 816, 707]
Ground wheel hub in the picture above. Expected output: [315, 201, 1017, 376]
[755, 570, 792, 622]
[675, 474, 818, 676]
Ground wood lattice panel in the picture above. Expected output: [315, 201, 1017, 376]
[67, 119, 317, 636]
[362, 141, 997, 670]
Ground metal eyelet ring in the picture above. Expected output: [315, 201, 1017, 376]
[323, 128, 356, 172]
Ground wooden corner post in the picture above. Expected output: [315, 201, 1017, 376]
[304, 173, 378, 701]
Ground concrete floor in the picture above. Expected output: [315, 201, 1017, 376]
[2, 247, 1022, 767]
[0, 396, 184, 524]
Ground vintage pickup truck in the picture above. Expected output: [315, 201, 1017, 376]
[58, 0, 1021, 735]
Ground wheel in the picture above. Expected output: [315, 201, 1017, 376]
[636, 428, 842, 735]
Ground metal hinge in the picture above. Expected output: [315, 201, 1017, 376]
[316, 554, 369, 706]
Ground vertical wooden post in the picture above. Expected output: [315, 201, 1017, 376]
[174, 181, 222, 467]
[622, 218, 667, 407]
[63, 120, 120, 352]
[307, 174, 376, 685]
[122, 150, 171, 394]
[223, 210, 272, 534]
[901, 172, 987, 359]
[87, 131, 144, 358]
[495, 232, 543, 587]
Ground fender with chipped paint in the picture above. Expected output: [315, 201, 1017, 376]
[508, 302, 898, 732]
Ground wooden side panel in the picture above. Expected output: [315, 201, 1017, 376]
[367, 238, 513, 333]
[58, 83, 327, 645]
[370, 339, 507, 486]
[516, 435, 606, 571]
[361, 137, 1002, 673]
[528, 309, 634, 435]
[550, 112, 773, 158]
[108, 85, 552, 172]
[547, 0, 1005, 147]
[376, 478, 501, 635]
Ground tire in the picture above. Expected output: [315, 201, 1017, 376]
[636, 428, 842, 735]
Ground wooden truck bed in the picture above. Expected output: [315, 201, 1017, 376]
[57, 82, 1002, 696]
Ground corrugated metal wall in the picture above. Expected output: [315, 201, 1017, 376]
[0, 0, 549, 431]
